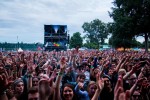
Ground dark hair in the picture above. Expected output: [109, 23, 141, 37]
[13, 79, 24, 90]
[76, 73, 85, 80]
[61, 83, 77, 100]
[28, 87, 38, 94]
[32, 76, 39, 81]
[102, 75, 111, 81]
[87, 81, 97, 91]
[62, 83, 74, 91]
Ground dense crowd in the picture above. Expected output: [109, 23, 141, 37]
[0, 49, 150, 100]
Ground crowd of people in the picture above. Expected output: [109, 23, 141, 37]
[0, 48, 150, 100]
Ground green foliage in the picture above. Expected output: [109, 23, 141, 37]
[109, 0, 150, 51]
[82, 19, 109, 49]
[141, 41, 150, 48]
[69, 32, 83, 48]
[0, 42, 42, 51]
[83, 41, 99, 49]
[109, 35, 143, 49]
[131, 38, 142, 48]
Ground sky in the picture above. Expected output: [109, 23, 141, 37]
[0, 0, 144, 43]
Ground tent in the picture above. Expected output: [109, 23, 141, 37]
[18, 48, 23, 52]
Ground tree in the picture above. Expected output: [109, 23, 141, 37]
[109, 36, 142, 49]
[141, 41, 150, 48]
[69, 32, 83, 48]
[83, 41, 99, 49]
[82, 19, 109, 49]
[109, 35, 132, 50]
[109, 0, 150, 52]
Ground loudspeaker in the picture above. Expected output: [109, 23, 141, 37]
[67, 34, 70, 44]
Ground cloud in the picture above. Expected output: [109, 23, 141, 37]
[0, 0, 113, 43]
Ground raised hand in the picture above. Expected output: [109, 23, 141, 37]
[91, 71, 104, 100]
[96, 72, 104, 91]
[136, 77, 146, 86]
[39, 79, 51, 100]
[6, 82, 15, 99]
[114, 75, 131, 100]
[0, 74, 8, 94]
[78, 82, 84, 89]
[131, 63, 141, 73]
[50, 68, 57, 80]
[49, 68, 57, 87]
[60, 56, 66, 71]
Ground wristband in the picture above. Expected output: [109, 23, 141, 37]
[90, 66, 94, 69]
[58, 72, 64, 76]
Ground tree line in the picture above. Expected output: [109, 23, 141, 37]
[70, 0, 150, 52]
[69, 31, 149, 49]
[0, 42, 43, 51]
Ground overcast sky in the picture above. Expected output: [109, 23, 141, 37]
[0, 0, 144, 43]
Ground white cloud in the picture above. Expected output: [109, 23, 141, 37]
[136, 36, 144, 43]
[0, 0, 113, 43]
